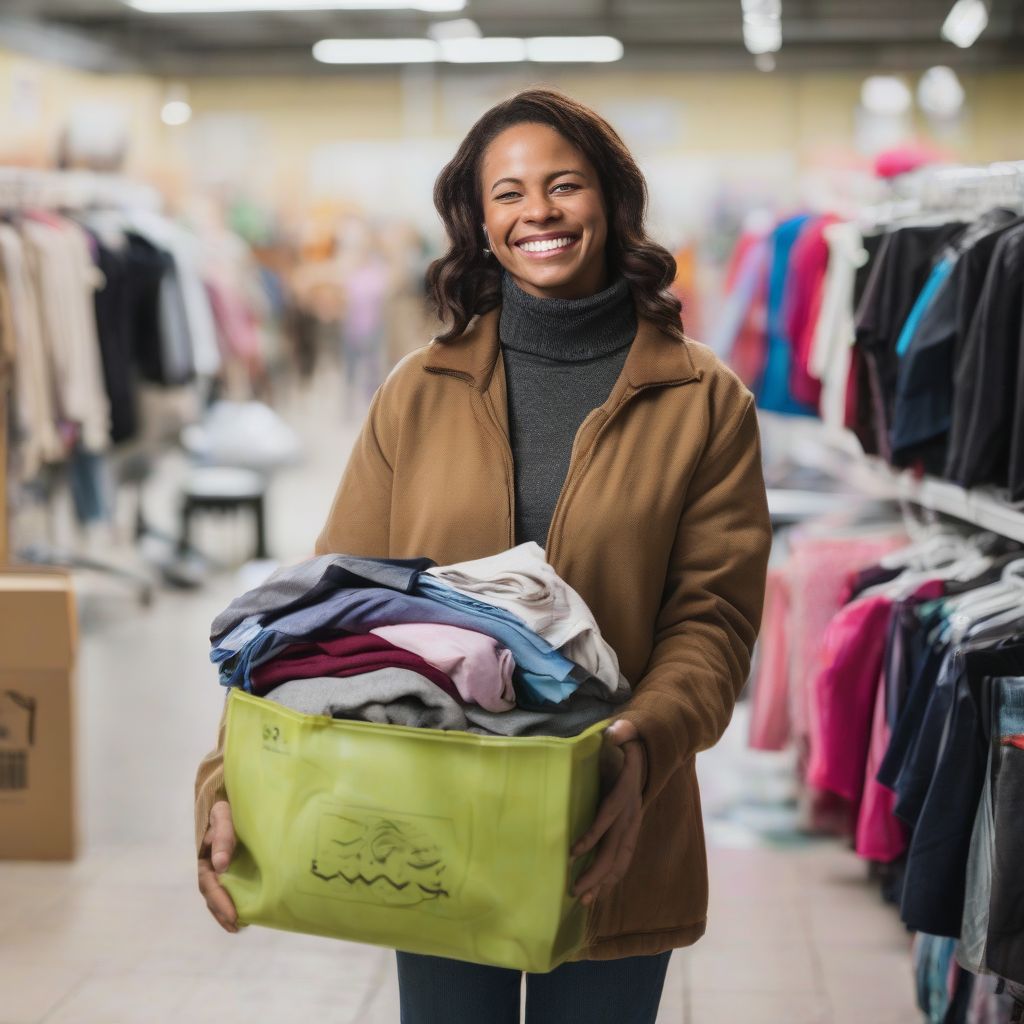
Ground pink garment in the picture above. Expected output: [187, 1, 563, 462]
[784, 215, 839, 410]
[786, 531, 907, 745]
[854, 666, 908, 862]
[370, 622, 516, 712]
[808, 577, 944, 812]
[207, 280, 263, 364]
[806, 593, 893, 804]
[748, 568, 792, 751]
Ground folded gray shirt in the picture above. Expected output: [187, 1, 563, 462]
[262, 669, 625, 738]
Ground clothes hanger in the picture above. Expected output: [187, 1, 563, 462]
[944, 561, 1024, 643]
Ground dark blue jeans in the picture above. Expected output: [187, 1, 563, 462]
[396, 950, 672, 1024]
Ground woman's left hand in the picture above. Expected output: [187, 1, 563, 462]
[571, 719, 646, 906]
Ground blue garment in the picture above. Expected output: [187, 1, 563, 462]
[894, 256, 955, 358]
[756, 215, 817, 416]
[68, 445, 111, 524]
[395, 950, 671, 1024]
[899, 640, 1024, 937]
[211, 584, 583, 704]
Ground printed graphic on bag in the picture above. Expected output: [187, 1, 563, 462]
[306, 808, 456, 908]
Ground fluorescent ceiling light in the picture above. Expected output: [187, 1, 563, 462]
[743, 13, 782, 54]
[941, 0, 988, 48]
[525, 36, 624, 62]
[127, 0, 464, 13]
[861, 75, 912, 116]
[428, 19, 481, 41]
[440, 37, 526, 63]
[313, 38, 438, 63]
[313, 35, 624, 65]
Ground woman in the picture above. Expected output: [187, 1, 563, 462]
[196, 88, 771, 1023]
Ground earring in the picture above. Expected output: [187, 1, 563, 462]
[482, 227, 490, 256]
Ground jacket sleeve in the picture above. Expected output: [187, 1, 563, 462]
[314, 381, 397, 557]
[194, 699, 228, 855]
[620, 391, 771, 806]
[194, 380, 399, 854]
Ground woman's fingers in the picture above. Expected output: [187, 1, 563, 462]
[571, 771, 632, 857]
[573, 806, 638, 898]
[198, 858, 239, 933]
[209, 801, 236, 874]
[574, 798, 643, 902]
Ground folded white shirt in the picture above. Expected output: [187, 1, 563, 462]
[426, 542, 628, 695]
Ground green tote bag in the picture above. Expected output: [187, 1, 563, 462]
[220, 689, 607, 972]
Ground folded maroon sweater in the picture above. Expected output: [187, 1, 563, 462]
[250, 632, 459, 700]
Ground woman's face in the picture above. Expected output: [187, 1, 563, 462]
[479, 122, 608, 300]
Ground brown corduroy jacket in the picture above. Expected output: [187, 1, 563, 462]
[194, 305, 771, 961]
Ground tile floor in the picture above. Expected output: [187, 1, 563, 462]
[0, 371, 922, 1023]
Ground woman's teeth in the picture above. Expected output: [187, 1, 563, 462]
[518, 236, 576, 253]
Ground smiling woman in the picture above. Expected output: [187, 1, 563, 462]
[196, 86, 771, 1024]
[426, 88, 686, 340]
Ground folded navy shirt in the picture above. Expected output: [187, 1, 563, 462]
[209, 554, 435, 643]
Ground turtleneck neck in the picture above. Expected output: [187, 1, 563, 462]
[499, 271, 637, 363]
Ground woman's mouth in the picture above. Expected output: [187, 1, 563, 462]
[514, 234, 580, 260]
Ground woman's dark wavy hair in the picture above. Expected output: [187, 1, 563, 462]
[426, 88, 684, 343]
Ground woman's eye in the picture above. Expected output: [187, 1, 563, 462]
[496, 191, 519, 201]
[552, 183, 579, 193]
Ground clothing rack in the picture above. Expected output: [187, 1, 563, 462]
[0, 167, 163, 600]
[864, 160, 1024, 223]
[0, 167, 162, 214]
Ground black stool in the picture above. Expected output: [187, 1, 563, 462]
[178, 467, 269, 562]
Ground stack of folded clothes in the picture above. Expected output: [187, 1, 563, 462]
[209, 542, 630, 737]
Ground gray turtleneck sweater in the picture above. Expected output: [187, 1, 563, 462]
[499, 272, 637, 550]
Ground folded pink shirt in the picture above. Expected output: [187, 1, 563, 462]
[370, 622, 516, 712]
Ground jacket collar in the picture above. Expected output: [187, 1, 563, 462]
[424, 305, 702, 391]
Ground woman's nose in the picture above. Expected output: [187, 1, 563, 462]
[522, 193, 560, 224]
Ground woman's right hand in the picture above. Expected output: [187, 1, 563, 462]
[198, 800, 239, 933]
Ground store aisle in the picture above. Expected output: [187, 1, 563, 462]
[0, 380, 919, 1024]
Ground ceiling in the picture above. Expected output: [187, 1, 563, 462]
[2, 0, 1023, 76]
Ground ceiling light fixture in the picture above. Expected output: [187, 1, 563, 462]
[161, 100, 192, 125]
[918, 65, 965, 117]
[526, 36, 623, 62]
[741, 0, 782, 55]
[127, 0, 464, 13]
[312, 38, 438, 63]
[941, 0, 989, 48]
[861, 75, 912, 116]
[439, 37, 527, 63]
[312, 35, 624, 64]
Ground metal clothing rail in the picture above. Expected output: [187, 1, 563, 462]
[0, 167, 162, 212]
[824, 432, 1024, 544]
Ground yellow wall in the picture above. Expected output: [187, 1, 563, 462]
[0, 49, 167, 175]
[3, 47, 1023, 206]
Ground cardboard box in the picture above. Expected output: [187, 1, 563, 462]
[0, 568, 77, 859]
